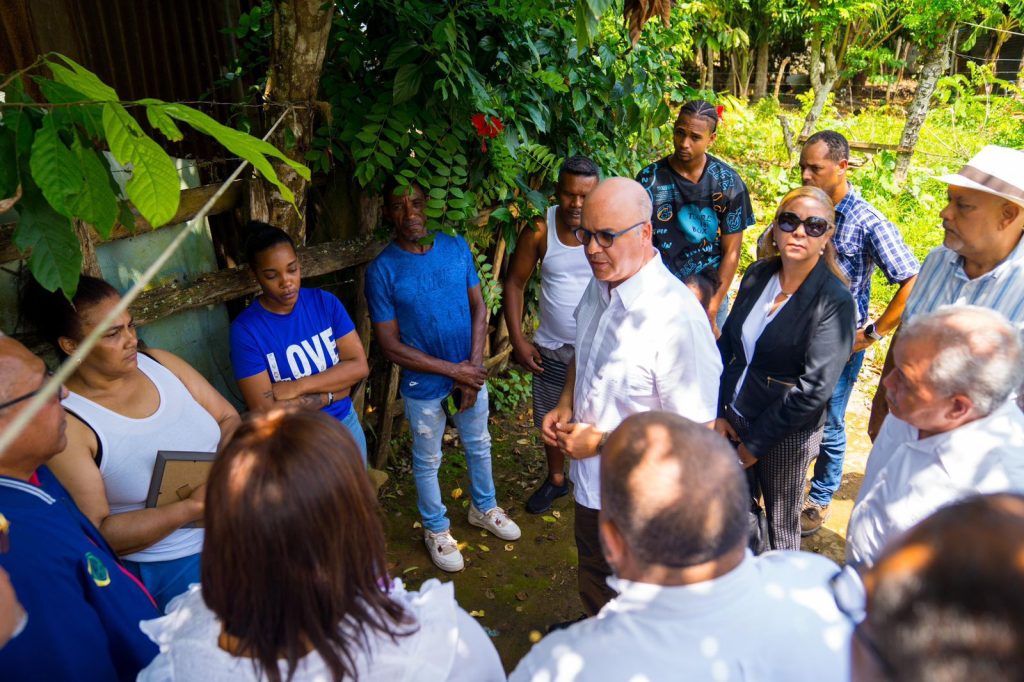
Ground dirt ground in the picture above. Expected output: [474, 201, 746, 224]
[377, 368, 879, 672]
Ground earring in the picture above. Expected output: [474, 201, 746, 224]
[820, 248, 825, 255]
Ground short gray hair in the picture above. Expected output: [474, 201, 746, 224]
[900, 305, 1024, 417]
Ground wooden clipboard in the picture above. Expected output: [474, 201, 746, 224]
[144, 451, 216, 529]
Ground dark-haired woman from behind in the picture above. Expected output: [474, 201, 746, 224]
[636, 99, 755, 335]
[230, 221, 370, 461]
[22, 276, 241, 611]
[137, 410, 504, 682]
[715, 186, 856, 551]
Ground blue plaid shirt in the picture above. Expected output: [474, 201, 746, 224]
[832, 184, 919, 327]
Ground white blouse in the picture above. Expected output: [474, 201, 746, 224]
[732, 273, 791, 412]
[137, 580, 504, 682]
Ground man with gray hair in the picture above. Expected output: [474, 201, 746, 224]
[541, 177, 721, 616]
[513, 412, 850, 681]
[847, 305, 1024, 568]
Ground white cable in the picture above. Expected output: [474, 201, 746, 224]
[961, 20, 1024, 37]
[0, 108, 291, 457]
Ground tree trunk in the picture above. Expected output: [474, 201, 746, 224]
[773, 55, 791, 99]
[894, 36, 950, 185]
[988, 31, 1011, 75]
[707, 46, 716, 92]
[1017, 50, 1024, 92]
[800, 32, 839, 139]
[248, 0, 333, 244]
[753, 38, 770, 100]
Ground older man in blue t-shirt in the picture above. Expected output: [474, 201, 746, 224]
[0, 337, 158, 681]
[367, 180, 521, 572]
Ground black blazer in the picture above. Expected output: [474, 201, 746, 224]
[717, 257, 856, 458]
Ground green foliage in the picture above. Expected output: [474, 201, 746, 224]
[487, 368, 533, 414]
[0, 53, 309, 298]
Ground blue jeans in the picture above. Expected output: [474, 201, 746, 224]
[123, 552, 201, 613]
[715, 291, 731, 330]
[808, 350, 865, 507]
[404, 386, 497, 533]
[340, 406, 368, 465]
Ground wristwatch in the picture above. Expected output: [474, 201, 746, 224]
[863, 323, 883, 341]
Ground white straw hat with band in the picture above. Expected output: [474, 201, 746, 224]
[934, 145, 1024, 208]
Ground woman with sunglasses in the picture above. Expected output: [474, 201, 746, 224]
[21, 276, 241, 611]
[715, 186, 856, 550]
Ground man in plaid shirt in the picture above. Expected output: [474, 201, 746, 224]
[798, 131, 920, 536]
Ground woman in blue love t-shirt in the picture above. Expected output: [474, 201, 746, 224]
[229, 222, 370, 461]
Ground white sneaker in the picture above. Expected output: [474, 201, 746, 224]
[424, 528, 464, 572]
[468, 504, 522, 541]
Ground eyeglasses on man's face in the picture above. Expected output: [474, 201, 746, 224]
[573, 221, 646, 248]
[830, 567, 895, 679]
[0, 369, 62, 412]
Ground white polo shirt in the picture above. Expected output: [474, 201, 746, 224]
[510, 550, 852, 682]
[570, 252, 721, 509]
[847, 400, 1024, 569]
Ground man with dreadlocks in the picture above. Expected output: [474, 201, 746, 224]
[636, 100, 755, 335]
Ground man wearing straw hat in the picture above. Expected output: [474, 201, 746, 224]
[868, 145, 1024, 439]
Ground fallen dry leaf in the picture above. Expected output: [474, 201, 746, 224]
[451, 487, 463, 500]
[529, 630, 542, 643]
[412, 521, 422, 529]
[516, 591, 528, 601]
[504, 543, 515, 551]
[469, 610, 486, 618]
[479, 544, 491, 552]
[402, 566, 419, 574]
[551, 510, 561, 519]
[516, 438, 530, 445]
[541, 515, 557, 523]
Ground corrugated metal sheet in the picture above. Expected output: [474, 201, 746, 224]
[3, 0, 260, 179]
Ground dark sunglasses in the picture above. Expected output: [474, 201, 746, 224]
[0, 369, 60, 412]
[574, 221, 645, 248]
[776, 211, 831, 238]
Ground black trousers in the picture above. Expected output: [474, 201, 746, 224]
[574, 502, 617, 616]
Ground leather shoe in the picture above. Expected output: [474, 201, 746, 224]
[525, 478, 569, 514]
[800, 500, 830, 536]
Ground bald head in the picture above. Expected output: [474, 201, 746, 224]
[580, 178, 655, 288]
[858, 494, 1024, 682]
[0, 336, 67, 475]
[600, 412, 748, 568]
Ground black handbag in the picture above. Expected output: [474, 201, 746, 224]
[746, 469, 771, 555]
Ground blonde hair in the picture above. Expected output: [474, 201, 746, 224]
[759, 186, 848, 285]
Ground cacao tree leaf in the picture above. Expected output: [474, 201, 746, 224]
[68, 135, 118, 238]
[30, 115, 81, 217]
[102, 102, 180, 227]
[141, 101, 184, 142]
[13, 184, 81, 299]
[158, 103, 311, 206]
[33, 77, 104, 139]
[47, 55, 119, 101]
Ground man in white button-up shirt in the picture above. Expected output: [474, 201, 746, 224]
[541, 177, 721, 616]
[847, 305, 1024, 569]
[515, 412, 850, 682]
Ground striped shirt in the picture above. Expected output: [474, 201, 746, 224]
[903, 234, 1024, 328]
[570, 252, 721, 509]
[832, 184, 919, 327]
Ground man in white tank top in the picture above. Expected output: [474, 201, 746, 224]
[504, 156, 599, 514]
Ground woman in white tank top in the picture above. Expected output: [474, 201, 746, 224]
[22, 277, 240, 611]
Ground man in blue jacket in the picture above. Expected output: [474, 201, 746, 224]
[0, 335, 158, 681]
